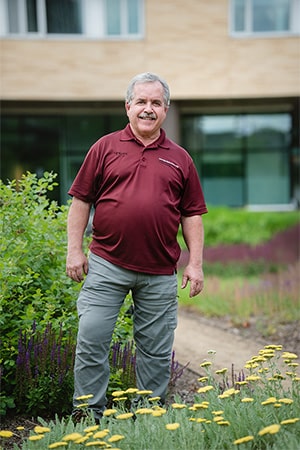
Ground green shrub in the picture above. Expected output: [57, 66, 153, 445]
[0, 172, 134, 416]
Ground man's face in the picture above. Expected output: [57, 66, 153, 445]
[125, 81, 168, 142]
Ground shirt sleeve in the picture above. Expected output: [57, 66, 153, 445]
[68, 143, 102, 203]
[179, 161, 208, 216]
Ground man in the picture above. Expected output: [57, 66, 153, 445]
[66, 72, 207, 421]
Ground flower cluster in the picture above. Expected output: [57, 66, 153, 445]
[0, 346, 299, 449]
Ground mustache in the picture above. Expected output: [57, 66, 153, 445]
[139, 113, 156, 119]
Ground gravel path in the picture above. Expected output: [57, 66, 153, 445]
[173, 308, 265, 375]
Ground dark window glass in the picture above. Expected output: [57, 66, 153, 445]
[46, 0, 82, 34]
[27, 0, 38, 32]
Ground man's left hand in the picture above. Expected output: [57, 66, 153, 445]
[181, 265, 204, 297]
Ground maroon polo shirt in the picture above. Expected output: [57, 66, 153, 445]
[68, 124, 207, 275]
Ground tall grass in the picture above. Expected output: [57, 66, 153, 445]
[177, 262, 300, 332]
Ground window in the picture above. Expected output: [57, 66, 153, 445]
[231, 0, 300, 36]
[182, 113, 292, 207]
[1, 113, 128, 204]
[0, 0, 144, 39]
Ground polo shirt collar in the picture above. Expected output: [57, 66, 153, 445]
[120, 123, 170, 149]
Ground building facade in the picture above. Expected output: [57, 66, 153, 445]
[1, 0, 299, 207]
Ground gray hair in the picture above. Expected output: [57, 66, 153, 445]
[125, 72, 170, 107]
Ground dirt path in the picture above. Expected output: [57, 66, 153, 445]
[173, 308, 266, 375]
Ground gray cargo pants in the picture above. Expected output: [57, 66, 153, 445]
[73, 252, 178, 418]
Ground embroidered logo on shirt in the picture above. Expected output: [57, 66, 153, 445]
[158, 158, 180, 169]
[113, 152, 127, 157]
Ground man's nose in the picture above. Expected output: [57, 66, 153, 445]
[144, 102, 153, 112]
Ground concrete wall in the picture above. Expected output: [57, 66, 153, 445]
[1, 0, 299, 100]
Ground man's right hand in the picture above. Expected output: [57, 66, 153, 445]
[66, 250, 89, 283]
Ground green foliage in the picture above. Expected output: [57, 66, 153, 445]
[177, 206, 299, 249]
[5, 347, 300, 450]
[0, 172, 79, 414]
[0, 172, 134, 417]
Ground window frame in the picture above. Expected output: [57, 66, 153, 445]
[229, 0, 300, 38]
[0, 0, 144, 40]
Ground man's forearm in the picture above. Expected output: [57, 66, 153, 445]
[67, 197, 91, 252]
[181, 215, 204, 266]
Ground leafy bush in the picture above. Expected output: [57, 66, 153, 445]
[0, 173, 80, 412]
[0, 172, 134, 416]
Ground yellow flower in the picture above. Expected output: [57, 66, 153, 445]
[62, 433, 83, 441]
[198, 376, 209, 382]
[261, 397, 277, 405]
[135, 408, 153, 415]
[34, 426, 51, 434]
[217, 420, 230, 426]
[85, 442, 107, 447]
[48, 443, 68, 448]
[124, 388, 139, 394]
[222, 388, 239, 396]
[264, 345, 282, 350]
[113, 396, 128, 402]
[273, 373, 285, 380]
[29, 435, 44, 441]
[165, 423, 180, 431]
[287, 362, 299, 367]
[197, 385, 214, 394]
[77, 402, 89, 408]
[258, 424, 281, 436]
[213, 416, 224, 422]
[93, 430, 109, 439]
[200, 361, 212, 367]
[111, 390, 125, 397]
[246, 375, 261, 382]
[196, 418, 206, 423]
[0, 430, 14, 438]
[103, 408, 117, 416]
[281, 418, 300, 425]
[75, 394, 94, 400]
[16, 427, 25, 431]
[215, 368, 228, 374]
[171, 403, 187, 409]
[74, 436, 89, 444]
[136, 390, 153, 395]
[244, 362, 258, 369]
[84, 425, 99, 433]
[116, 412, 134, 420]
[279, 398, 293, 404]
[192, 402, 209, 409]
[282, 352, 298, 360]
[235, 381, 248, 386]
[152, 410, 165, 417]
[212, 410, 224, 415]
[108, 435, 125, 443]
[149, 397, 161, 402]
[242, 398, 254, 402]
[234, 435, 254, 445]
